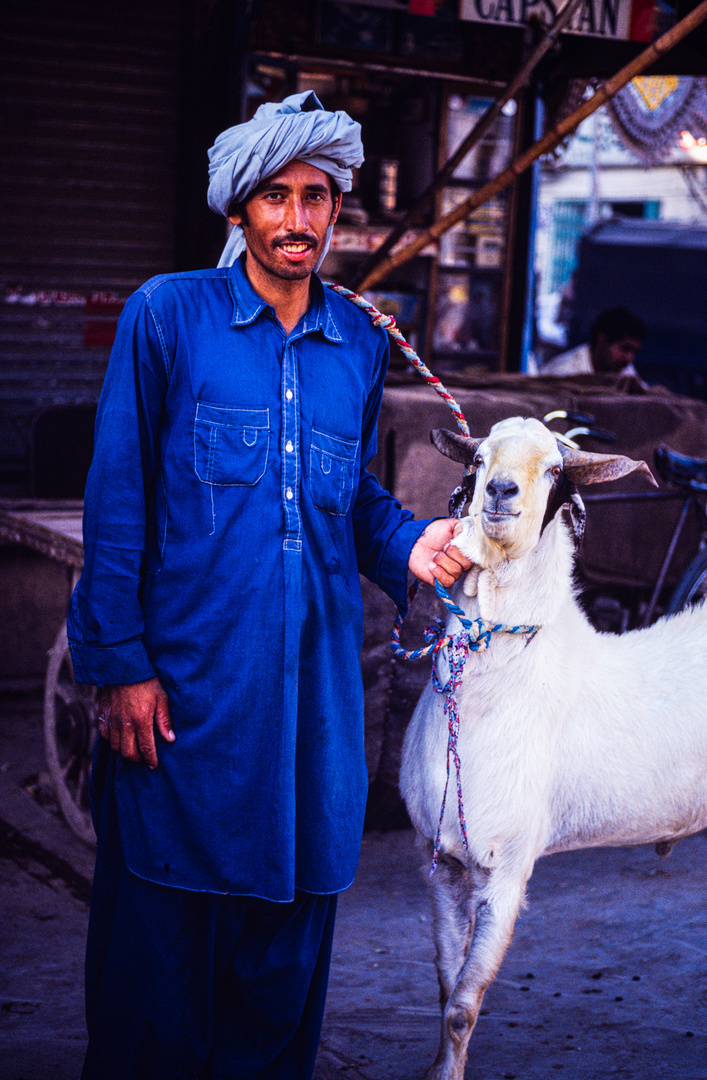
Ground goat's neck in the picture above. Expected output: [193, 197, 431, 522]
[457, 513, 575, 629]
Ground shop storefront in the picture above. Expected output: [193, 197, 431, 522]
[244, 2, 526, 375]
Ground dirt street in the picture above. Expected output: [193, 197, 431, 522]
[1, 692, 705, 1080]
[0, 693, 92, 1080]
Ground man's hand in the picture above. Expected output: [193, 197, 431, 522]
[408, 518, 474, 589]
[97, 678, 175, 770]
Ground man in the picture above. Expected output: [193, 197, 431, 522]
[541, 305, 646, 377]
[68, 91, 471, 1080]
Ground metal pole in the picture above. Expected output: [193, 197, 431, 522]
[588, 110, 602, 225]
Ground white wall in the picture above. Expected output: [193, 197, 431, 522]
[533, 107, 707, 350]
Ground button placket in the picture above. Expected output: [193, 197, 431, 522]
[282, 343, 302, 550]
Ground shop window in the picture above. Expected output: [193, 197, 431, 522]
[428, 92, 515, 371]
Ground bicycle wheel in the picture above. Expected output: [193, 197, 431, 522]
[665, 547, 707, 615]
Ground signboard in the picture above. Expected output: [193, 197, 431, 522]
[459, 0, 666, 40]
[331, 0, 669, 41]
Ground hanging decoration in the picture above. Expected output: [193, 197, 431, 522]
[607, 75, 707, 162]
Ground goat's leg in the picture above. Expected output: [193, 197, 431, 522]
[421, 853, 477, 1080]
[426, 877, 526, 1080]
[428, 852, 476, 1007]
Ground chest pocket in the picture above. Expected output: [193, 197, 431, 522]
[310, 428, 359, 516]
[194, 403, 270, 486]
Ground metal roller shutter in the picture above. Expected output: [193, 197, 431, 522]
[0, 0, 182, 483]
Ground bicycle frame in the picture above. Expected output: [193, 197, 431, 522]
[583, 488, 707, 627]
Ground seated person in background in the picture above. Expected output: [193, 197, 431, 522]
[541, 306, 646, 378]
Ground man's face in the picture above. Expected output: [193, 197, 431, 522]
[229, 160, 342, 284]
[593, 333, 643, 373]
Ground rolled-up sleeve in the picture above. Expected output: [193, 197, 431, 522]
[67, 289, 168, 686]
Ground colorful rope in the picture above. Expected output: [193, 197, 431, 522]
[329, 282, 541, 870]
[428, 582, 539, 872]
[394, 580, 539, 872]
[326, 283, 471, 442]
[391, 579, 539, 662]
[431, 633, 471, 872]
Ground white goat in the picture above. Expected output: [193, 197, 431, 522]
[400, 416, 707, 1080]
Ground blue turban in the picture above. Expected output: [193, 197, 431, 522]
[207, 91, 364, 269]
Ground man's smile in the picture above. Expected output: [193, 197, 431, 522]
[275, 236, 317, 260]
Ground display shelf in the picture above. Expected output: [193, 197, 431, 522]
[426, 90, 516, 370]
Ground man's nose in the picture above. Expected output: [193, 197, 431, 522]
[284, 196, 307, 231]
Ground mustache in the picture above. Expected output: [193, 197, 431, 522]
[272, 232, 318, 249]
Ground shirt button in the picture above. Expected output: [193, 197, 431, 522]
[286, 487, 293, 500]
[286, 389, 293, 401]
[285, 440, 294, 453]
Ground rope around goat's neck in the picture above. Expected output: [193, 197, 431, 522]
[408, 581, 540, 873]
[327, 284, 542, 870]
[391, 579, 540, 661]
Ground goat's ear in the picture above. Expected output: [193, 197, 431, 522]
[431, 428, 483, 465]
[558, 443, 658, 487]
[448, 473, 477, 518]
[566, 492, 587, 548]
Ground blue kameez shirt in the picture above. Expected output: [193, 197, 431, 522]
[67, 258, 430, 901]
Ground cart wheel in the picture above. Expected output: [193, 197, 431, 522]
[44, 622, 97, 845]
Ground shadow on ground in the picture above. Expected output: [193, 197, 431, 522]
[1, 694, 705, 1080]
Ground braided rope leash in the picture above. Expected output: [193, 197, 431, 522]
[327, 283, 541, 869]
[395, 580, 539, 872]
[391, 579, 539, 661]
[327, 284, 471, 442]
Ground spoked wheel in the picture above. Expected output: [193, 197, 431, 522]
[43, 622, 98, 845]
[665, 548, 707, 615]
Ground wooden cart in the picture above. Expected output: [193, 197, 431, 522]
[0, 500, 97, 844]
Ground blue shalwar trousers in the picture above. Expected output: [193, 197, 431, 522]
[82, 744, 338, 1080]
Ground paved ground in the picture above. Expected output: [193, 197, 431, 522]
[321, 832, 707, 1080]
[0, 693, 93, 1080]
[1, 691, 706, 1080]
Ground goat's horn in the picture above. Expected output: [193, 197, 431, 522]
[431, 428, 483, 464]
[558, 443, 658, 487]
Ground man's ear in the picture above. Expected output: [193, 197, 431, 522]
[330, 191, 342, 226]
[228, 201, 247, 228]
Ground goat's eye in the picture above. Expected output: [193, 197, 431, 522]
[550, 465, 562, 478]
[473, 455, 483, 468]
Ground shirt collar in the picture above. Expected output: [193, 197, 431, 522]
[228, 256, 345, 344]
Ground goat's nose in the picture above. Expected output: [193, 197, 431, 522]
[486, 476, 519, 498]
